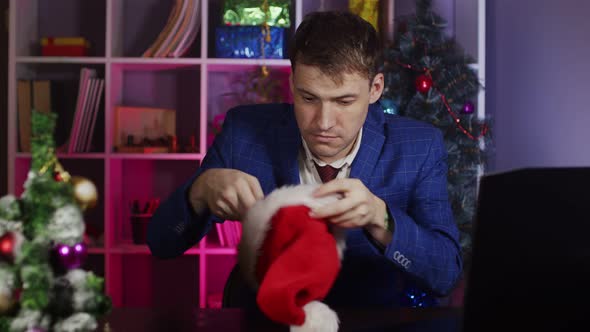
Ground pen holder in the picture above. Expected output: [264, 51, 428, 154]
[131, 214, 152, 244]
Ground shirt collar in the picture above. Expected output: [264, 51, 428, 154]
[301, 127, 363, 169]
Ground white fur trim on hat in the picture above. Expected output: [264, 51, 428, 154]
[238, 184, 347, 289]
[290, 301, 339, 332]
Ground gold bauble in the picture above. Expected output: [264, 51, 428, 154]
[0, 292, 15, 314]
[71, 176, 98, 210]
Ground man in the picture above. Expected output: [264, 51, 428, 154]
[147, 11, 462, 307]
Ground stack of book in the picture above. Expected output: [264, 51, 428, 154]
[66, 68, 105, 153]
[16, 67, 104, 153]
[142, 0, 201, 58]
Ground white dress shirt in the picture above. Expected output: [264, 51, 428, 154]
[298, 128, 363, 184]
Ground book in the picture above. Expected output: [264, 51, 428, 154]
[143, 0, 184, 57]
[84, 79, 104, 152]
[32, 80, 52, 114]
[168, 0, 201, 57]
[67, 68, 97, 153]
[17, 80, 32, 152]
[76, 78, 99, 152]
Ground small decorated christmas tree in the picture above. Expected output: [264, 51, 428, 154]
[0, 111, 110, 332]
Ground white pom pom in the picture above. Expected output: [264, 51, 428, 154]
[290, 301, 339, 332]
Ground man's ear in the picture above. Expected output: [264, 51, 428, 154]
[289, 72, 295, 96]
[369, 73, 384, 103]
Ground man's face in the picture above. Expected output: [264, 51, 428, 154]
[290, 63, 384, 164]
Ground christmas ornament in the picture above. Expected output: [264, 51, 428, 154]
[0, 232, 23, 263]
[53, 242, 87, 270]
[462, 101, 475, 114]
[239, 184, 344, 331]
[71, 176, 98, 211]
[379, 98, 399, 115]
[415, 74, 433, 94]
[53, 171, 64, 182]
[0, 292, 15, 314]
[0, 263, 16, 314]
[401, 283, 437, 308]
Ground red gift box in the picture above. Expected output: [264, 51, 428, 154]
[41, 37, 90, 56]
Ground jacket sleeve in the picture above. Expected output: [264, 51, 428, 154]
[146, 109, 237, 258]
[383, 129, 462, 296]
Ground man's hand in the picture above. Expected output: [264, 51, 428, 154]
[310, 178, 387, 230]
[189, 168, 264, 221]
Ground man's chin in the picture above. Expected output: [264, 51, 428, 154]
[309, 147, 339, 162]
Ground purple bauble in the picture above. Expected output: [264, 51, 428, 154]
[55, 243, 75, 269]
[72, 242, 88, 267]
[55, 242, 87, 269]
[462, 101, 475, 114]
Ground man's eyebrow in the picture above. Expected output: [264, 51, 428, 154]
[295, 88, 358, 99]
[295, 87, 317, 96]
[332, 93, 358, 99]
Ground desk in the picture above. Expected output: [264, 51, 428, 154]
[98, 307, 462, 332]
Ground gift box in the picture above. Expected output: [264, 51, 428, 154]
[215, 26, 285, 59]
[223, 0, 291, 27]
[41, 37, 90, 56]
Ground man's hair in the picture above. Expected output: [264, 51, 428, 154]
[289, 11, 382, 83]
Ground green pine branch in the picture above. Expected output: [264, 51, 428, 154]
[383, 0, 493, 261]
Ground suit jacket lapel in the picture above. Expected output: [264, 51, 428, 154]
[275, 105, 302, 186]
[350, 103, 385, 187]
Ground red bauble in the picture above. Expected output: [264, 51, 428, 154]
[0, 232, 15, 261]
[53, 171, 63, 182]
[415, 74, 433, 94]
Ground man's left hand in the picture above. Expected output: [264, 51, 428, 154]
[310, 178, 386, 229]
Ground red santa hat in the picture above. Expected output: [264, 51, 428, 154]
[238, 184, 346, 332]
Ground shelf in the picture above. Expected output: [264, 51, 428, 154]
[108, 153, 203, 160]
[16, 152, 106, 159]
[203, 247, 238, 255]
[110, 244, 202, 255]
[88, 247, 107, 254]
[206, 58, 291, 72]
[16, 56, 108, 64]
[110, 59, 202, 71]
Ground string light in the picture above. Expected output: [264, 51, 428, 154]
[394, 60, 488, 140]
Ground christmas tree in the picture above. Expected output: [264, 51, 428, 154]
[0, 111, 111, 331]
[381, 0, 491, 265]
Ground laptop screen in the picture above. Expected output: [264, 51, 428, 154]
[462, 167, 590, 331]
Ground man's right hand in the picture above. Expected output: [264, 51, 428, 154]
[189, 168, 264, 221]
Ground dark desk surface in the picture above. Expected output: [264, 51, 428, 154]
[98, 306, 463, 332]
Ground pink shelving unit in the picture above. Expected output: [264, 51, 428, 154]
[7, 0, 307, 310]
[9, 0, 484, 310]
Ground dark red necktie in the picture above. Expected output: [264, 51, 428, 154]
[314, 163, 340, 183]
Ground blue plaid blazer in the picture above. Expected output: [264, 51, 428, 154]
[148, 103, 462, 307]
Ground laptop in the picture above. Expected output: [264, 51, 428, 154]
[462, 167, 590, 331]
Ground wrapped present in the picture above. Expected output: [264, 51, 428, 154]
[41, 37, 90, 56]
[223, 0, 291, 27]
[215, 26, 285, 59]
[349, 0, 379, 31]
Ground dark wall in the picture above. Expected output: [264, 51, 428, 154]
[1, 0, 8, 196]
[486, 0, 590, 171]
